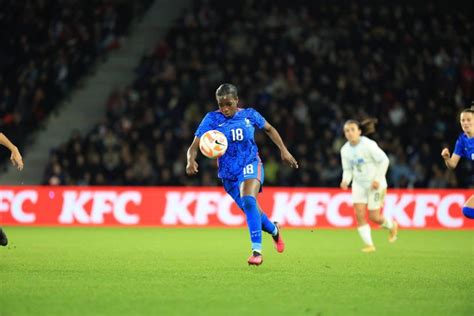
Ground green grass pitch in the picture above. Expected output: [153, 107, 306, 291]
[0, 227, 472, 315]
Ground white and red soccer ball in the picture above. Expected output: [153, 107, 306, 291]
[199, 130, 228, 159]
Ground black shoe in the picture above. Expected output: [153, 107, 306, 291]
[0, 228, 8, 246]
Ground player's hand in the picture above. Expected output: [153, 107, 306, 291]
[186, 160, 199, 175]
[340, 181, 349, 190]
[10, 148, 23, 171]
[281, 149, 298, 168]
[371, 180, 380, 190]
[441, 148, 450, 160]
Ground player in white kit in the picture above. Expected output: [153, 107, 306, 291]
[339, 119, 398, 252]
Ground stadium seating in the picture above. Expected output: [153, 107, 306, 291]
[0, 0, 151, 165]
[43, 1, 474, 188]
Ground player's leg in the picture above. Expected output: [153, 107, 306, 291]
[224, 177, 262, 264]
[258, 203, 284, 253]
[354, 203, 375, 252]
[352, 183, 375, 252]
[223, 176, 278, 237]
[368, 189, 398, 242]
[223, 178, 244, 209]
[252, 164, 284, 251]
[462, 195, 474, 219]
[257, 204, 277, 234]
[252, 164, 278, 237]
[0, 226, 8, 246]
[367, 209, 384, 225]
[241, 178, 264, 265]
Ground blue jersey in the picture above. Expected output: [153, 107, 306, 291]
[454, 133, 474, 161]
[195, 108, 266, 180]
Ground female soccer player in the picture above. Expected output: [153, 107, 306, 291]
[186, 83, 298, 265]
[441, 106, 474, 219]
[339, 119, 398, 253]
[0, 132, 24, 247]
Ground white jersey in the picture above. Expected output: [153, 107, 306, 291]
[340, 136, 389, 188]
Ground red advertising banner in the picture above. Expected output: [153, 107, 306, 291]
[0, 186, 472, 229]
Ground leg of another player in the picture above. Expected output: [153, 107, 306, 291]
[368, 209, 398, 243]
[0, 226, 8, 246]
[462, 195, 474, 219]
[354, 203, 375, 252]
[241, 179, 264, 265]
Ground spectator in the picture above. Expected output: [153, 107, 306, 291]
[0, 0, 152, 166]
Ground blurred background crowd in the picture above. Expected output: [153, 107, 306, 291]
[0, 0, 151, 163]
[12, 0, 473, 188]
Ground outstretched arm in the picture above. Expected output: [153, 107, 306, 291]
[441, 148, 460, 170]
[186, 136, 200, 175]
[263, 122, 298, 168]
[0, 133, 23, 170]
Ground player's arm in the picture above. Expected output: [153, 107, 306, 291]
[263, 122, 298, 168]
[186, 136, 200, 175]
[340, 149, 352, 190]
[441, 148, 461, 170]
[367, 141, 389, 189]
[187, 113, 213, 176]
[0, 133, 23, 170]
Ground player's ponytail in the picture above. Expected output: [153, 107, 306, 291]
[343, 118, 378, 136]
[360, 118, 378, 136]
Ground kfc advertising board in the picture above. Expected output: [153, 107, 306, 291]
[0, 186, 472, 229]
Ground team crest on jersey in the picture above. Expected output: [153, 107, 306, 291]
[351, 158, 365, 169]
[245, 118, 251, 127]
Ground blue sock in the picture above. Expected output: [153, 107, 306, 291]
[241, 196, 262, 252]
[462, 206, 474, 219]
[261, 212, 278, 236]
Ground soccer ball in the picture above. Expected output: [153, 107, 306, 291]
[199, 130, 228, 159]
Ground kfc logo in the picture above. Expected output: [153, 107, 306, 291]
[59, 191, 142, 224]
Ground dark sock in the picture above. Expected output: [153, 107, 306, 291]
[462, 206, 474, 219]
[0, 228, 8, 246]
[271, 223, 280, 242]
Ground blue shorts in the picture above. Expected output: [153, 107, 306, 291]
[222, 160, 264, 210]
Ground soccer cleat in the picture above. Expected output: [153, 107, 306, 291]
[248, 251, 263, 266]
[0, 228, 8, 247]
[361, 245, 376, 253]
[272, 222, 285, 253]
[388, 221, 399, 243]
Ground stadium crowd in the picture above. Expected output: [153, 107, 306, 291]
[0, 0, 151, 164]
[44, 0, 474, 188]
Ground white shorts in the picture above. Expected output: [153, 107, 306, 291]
[352, 182, 387, 210]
